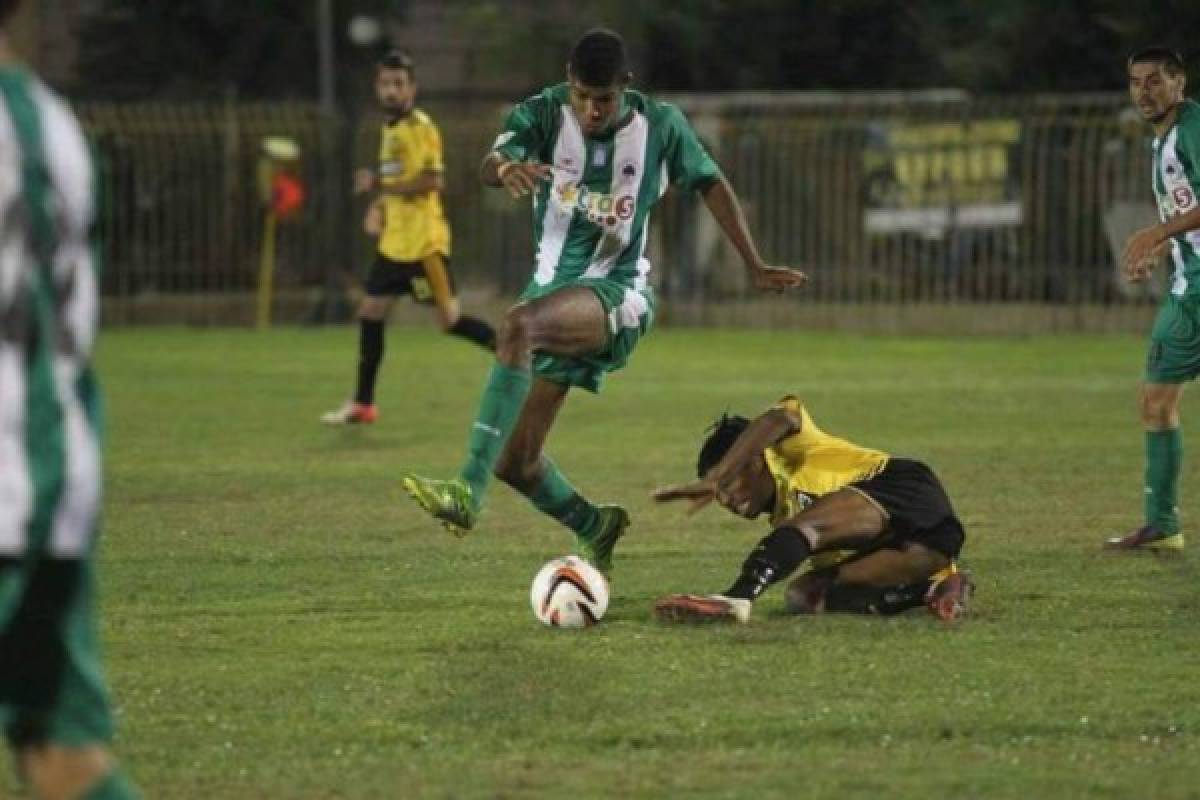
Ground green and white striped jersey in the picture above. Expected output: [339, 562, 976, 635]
[1152, 99, 1200, 297]
[492, 84, 721, 293]
[0, 67, 101, 560]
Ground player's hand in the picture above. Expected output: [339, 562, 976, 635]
[1123, 225, 1168, 282]
[363, 202, 384, 236]
[498, 160, 553, 199]
[751, 264, 809, 292]
[652, 479, 718, 515]
[1125, 241, 1170, 283]
[353, 168, 377, 195]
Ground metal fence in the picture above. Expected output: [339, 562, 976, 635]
[79, 91, 1162, 330]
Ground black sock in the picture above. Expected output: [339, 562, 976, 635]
[724, 525, 813, 601]
[354, 319, 384, 405]
[448, 315, 496, 351]
[825, 581, 930, 615]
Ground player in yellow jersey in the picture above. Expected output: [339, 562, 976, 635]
[323, 50, 495, 425]
[653, 396, 972, 623]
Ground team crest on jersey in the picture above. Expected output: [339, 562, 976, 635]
[1163, 158, 1187, 186]
[554, 181, 635, 228]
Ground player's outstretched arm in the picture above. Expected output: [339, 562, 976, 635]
[700, 176, 808, 291]
[653, 408, 800, 514]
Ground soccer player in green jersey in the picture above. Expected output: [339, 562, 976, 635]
[0, 2, 139, 797]
[402, 29, 806, 573]
[1108, 47, 1200, 552]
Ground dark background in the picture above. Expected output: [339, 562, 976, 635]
[52, 0, 1200, 100]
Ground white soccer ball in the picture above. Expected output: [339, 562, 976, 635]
[530, 556, 609, 628]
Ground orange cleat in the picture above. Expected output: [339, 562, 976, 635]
[653, 593, 752, 624]
[320, 401, 378, 425]
[925, 569, 974, 622]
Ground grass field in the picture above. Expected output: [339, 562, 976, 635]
[5, 326, 1199, 799]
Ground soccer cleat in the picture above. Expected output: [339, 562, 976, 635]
[321, 401, 378, 425]
[1103, 526, 1185, 552]
[925, 568, 974, 622]
[576, 505, 630, 575]
[653, 593, 752, 624]
[400, 474, 477, 537]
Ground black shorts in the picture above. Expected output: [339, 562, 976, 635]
[847, 458, 964, 559]
[364, 253, 456, 302]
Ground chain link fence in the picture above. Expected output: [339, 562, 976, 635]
[80, 91, 1162, 331]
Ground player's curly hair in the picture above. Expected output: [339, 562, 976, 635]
[568, 28, 629, 87]
[696, 413, 750, 478]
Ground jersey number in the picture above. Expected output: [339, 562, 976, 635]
[1173, 186, 1196, 211]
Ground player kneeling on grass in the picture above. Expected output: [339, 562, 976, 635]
[652, 396, 973, 624]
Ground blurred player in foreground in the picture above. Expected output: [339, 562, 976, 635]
[400, 28, 806, 574]
[0, 1, 140, 796]
[323, 49, 495, 426]
[1108, 47, 1200, 552]
[653, 396, 972, 623]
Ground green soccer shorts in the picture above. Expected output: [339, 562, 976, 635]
[1146, 293, 1200, 384]
[519, 278, 656, 393]
[1, 555, 115, 748]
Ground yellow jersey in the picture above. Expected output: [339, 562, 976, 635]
[377, 109, 450, 261]
[765, 395, 889, 527]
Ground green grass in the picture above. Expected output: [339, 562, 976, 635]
[6, 326, 1200, 798]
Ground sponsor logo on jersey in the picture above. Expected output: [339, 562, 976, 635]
[554, 181, 635, 228]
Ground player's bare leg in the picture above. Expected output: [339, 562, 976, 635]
[495, 376, 630, 573]
[403, 287, 621, 545]
[495, 286, 609, 367]
[424, 253, 495, 350]
[655, 489, 886, 623]
[783, 544, 970, 621]
[18, 744, 136, 800]
[322, 294, 393, 425]
[494, 378, 571, 495]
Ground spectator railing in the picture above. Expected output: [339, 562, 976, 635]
[80, 91, 1160, 330]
